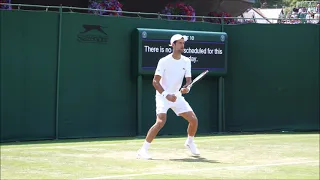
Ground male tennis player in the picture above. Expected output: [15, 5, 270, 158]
[137, 34, 200, 160]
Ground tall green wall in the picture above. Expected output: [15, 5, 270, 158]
[224, 24, 319, 132]
[1, 11, 58, 141]
[0, 10, 319, 142]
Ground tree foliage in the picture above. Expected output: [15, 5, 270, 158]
[253, 0, 318, 8]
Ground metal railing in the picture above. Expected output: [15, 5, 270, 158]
[0, 3, 319, 24]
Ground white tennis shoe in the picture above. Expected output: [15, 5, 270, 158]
[185, 140, 200, 156]
[137, 148, 151, 160]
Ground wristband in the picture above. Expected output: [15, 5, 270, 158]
[161, 91, 169, 97]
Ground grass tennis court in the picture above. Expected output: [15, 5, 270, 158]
[1, 133, 319, 179]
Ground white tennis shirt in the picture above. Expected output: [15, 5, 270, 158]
[154, 53, 191, 95]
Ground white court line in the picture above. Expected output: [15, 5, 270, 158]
[80, 160, 319, 180]
[2, 135, 317, 151]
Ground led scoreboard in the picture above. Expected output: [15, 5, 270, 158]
[132, 28, 228, 76]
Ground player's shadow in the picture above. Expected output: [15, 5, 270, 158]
[153, 156, 220, 163]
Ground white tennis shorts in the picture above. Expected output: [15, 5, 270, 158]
[155, 94, 193, 116]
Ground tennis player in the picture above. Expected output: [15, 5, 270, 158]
[137, 34, 200, 160]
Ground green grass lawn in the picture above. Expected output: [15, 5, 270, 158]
[1, 133, 319, 179]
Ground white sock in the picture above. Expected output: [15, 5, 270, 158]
[142, 140, 150, 150]
[187, 135, 194, 143]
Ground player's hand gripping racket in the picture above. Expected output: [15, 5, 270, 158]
[186, 70, 209, 90]
[178, 70, 209, 96]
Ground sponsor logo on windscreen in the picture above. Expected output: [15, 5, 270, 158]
[77, 25, 108, 44]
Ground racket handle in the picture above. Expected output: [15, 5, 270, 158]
[176, 91, 182, 96]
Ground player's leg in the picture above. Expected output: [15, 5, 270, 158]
[179, 111, 200, 156]
[172, 97, 200, 156]
[137, 95, 169, 160]
[137, 114, 167, 160]
[179, 111, 198, 139]
[145, 113, 167, 143]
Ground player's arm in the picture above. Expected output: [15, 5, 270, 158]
[183, 77, 192, 88]
[153, 59, 168, 97]
[152, 75, 165, 94]
[153, 75, 176, 102]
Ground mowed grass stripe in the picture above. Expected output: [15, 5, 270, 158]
[1, 133, 318, 150]
[81, 160, 319, 180]
[1, 133, 319, 179]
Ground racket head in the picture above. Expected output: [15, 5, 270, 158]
[193, 70, 209, 82]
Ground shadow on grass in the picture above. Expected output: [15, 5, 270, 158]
[152, 156, 220, 164]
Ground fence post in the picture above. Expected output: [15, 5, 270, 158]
[0, 10, 3, 128]
[222, 77, 225, 131]
[218, 77, 223, 132]
[217, 17, 225, 133]
[137, 75, 142, 136]
[55, 5, 63, 139]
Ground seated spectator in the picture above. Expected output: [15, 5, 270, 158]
[317, 3, 320, 24]
[306, 11, 313, 23]
[315, 13, 320, 24]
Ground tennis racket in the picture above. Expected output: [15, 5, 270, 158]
[186, 70, 209, 90]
